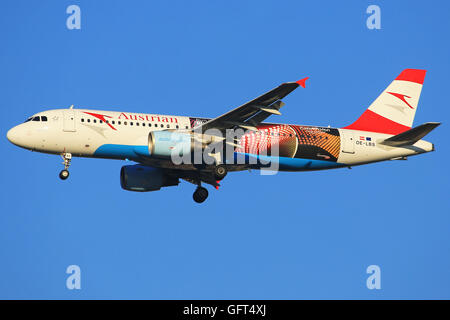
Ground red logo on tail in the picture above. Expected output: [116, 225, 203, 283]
[387, 92, 414, 109]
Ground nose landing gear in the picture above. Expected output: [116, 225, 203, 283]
[193, 185, 209, 203]
[59, 153, 72, 180]
[59, 169, 69, 180]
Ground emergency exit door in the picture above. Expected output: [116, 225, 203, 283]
[341, 130, 355, 154]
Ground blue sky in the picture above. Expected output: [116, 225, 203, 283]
[0, 0, 449, 299]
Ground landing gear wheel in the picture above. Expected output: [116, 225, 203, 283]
[193, 186, 209, 203]
[59, 169, 70, 180]
[213, 164, 227, 180]
[59, 152, 72, 180]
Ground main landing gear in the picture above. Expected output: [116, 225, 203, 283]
[193, 185, 209, 203]
[59, 153, 72, 180]
[191, 165, 227, 203]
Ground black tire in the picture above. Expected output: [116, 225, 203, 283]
[193, 186, 208, 203]
[213, 164, 227, 180]
[59, 169, 69, 180]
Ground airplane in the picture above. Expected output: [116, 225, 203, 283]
[6, 68, 440, 203]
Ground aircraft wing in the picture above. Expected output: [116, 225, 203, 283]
[193, 77, 309, 133]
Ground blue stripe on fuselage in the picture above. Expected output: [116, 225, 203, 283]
[93, 144, 344, 171]
[93, 144, 149, 160]
[232, 152, 345, 171]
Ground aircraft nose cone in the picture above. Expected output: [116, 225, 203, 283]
[7, 126, 21, 146]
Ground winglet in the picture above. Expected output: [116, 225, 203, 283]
[296, 77, 309, 88]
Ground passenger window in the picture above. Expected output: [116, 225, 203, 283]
[87, 119, 91, 123]
[81, 118, 84, 122]
[100, 120, 103, 123]
[176, 125, 179, 129]
[160, 124, 164, 128]
[166, 124, 170, 128]
[130, 122, 133, 126]
[124, 121, 127, 125]
[112, 121, 115, 124]
[118, 121, 121, 125]
[93, 119, 97, 123]
[136, 123, 139, 126]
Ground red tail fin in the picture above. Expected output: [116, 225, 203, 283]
[344, 69, 426, 135]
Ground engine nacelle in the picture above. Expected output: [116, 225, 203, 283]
[148, 130, 225, 161]
[120, 165, 179, 192]
[148, 131, 193, 158]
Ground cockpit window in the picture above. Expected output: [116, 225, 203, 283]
[24, 115, 48, 122]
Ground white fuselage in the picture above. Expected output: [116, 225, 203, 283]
[7, 108, 434, 171]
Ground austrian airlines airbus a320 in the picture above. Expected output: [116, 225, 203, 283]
[7, 69, 439, 203]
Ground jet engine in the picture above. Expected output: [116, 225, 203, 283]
[147, 130, 230, 168]
[120, 164, 179, 192]
[148, 131, 193, 158]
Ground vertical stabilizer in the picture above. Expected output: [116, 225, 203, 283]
[344, 69, 426, 135]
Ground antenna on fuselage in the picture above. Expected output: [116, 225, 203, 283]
[69, 104, 74, 109]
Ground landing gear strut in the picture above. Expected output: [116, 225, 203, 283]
[59, 153, 72, 180]
[193, 185, 209, 203]
[213, 164, 227, 180]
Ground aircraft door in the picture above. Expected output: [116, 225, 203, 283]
[63, 109, 76, 132]
[341, 130, 355, 154]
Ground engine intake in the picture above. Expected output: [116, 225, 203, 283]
[120, 165, 179, 192]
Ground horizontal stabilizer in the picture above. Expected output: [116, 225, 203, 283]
[380, 122, 440, 147]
